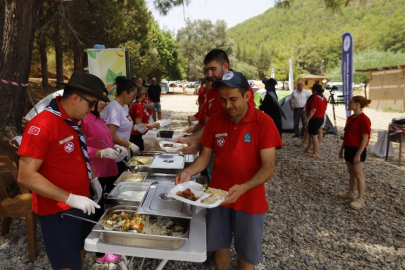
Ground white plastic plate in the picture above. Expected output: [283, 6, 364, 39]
[167, 182, 227, 208]
[159, 141, 187, 153]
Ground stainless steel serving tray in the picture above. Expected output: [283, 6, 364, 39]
[107, 182, 151, 206]
[114, 171, 149, 185]
[93, 205, 189, 250]
[144, 173, 200, 184]
[149, 154, 185, 170]
[138, 183, 192, 219]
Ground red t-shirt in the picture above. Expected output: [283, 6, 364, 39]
[197, 101, 208, 126]
[343, 113, 371, 147]
[18, 97, 90, 216]
[198, 87, 206, 105]
[205, 85, 255, 119]
[307, 95, 327, 119]
[141, 95, 153, 116]
[201, 104, 283, 214]
[129, 101, 150, 135]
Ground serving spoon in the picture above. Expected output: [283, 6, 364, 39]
[99, 139, 139, 173]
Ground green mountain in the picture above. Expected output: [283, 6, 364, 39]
[227, 0, 405, 80]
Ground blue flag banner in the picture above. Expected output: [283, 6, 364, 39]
[341, 32, 353, 118]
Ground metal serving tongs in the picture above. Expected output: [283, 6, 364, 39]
[61, 213, 123, 231]
[99, 139, 139, 173]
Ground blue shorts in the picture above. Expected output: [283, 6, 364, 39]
[153, 102, 162, 113]
[36, 208, 94, 270]
[207, 207, 265, 265]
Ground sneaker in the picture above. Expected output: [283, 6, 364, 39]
[96, 253, 122, 263]
[349, 199, 364, 210]
[337, 192, 355, 201]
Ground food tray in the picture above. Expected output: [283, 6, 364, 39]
[128, 156, 154, 167]
[93, 206, 189, 250]
[168, 182, 228, 208]
[159, 141, 187, 153]
[148, 154, 185, 170]
[138, 183, 192, 219]
[107, 182, 151, 206]
[114, 171, 149, 185]
[144, 173, 176, 184]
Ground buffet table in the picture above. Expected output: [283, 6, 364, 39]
[84, 207, 207, 270]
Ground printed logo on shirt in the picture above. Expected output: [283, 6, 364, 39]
[216, 137, 225, 147]
[59, 135, 74, 145]
[244, 133, 251, 143]
[208, 98, 214, 110]
[28, 126, 41, 136]
[64, 142, 74, 153]
[215, 133, 228, 137]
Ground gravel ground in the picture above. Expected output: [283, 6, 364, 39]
[1, 93, 405, 269]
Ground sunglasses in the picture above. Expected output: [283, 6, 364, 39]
[78, 94, 97, 108]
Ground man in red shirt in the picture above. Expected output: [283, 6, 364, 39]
[18, 72, 108, 269]
[175, 71, 282, 270]
[177, 49, 255, 154]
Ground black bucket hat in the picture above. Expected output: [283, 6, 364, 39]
[311, 83, 323, 92]
[58, 72, 109, 102]
[262, 78, 277, 86]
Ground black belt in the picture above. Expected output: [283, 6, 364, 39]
[295, 107, 304, 109]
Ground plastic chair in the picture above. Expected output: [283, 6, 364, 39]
[0, 156, 37, 261]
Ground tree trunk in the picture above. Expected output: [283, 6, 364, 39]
[0, 0, 42, 135]
[54, 4, 64, 88]
[39, 34, 49, 89]
[74, 45, 84, 72]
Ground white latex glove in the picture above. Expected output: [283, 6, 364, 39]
[133, 124, 148, 133]
[100, 148, 120, 159]
[91, 177, 102, 204]
[66, 194, 100, 215]
[129, 143, 140, 155]
[114, 144, 128, 157]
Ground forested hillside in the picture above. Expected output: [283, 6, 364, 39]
[228, 0, 405, 81]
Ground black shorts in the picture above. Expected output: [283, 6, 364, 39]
[308, 117, 324, 135]
[344, 146, 367, 164]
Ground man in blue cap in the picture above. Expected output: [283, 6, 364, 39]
[176, 71, 282, 270]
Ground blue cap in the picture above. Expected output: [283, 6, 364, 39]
[212, 71, 249, 91]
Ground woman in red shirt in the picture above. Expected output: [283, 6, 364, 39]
[129, 88, 160, 150]
[338, 96, 371, 210]
[304, 84, 327, 158]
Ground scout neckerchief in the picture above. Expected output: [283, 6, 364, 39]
[44, 98, 92, 181]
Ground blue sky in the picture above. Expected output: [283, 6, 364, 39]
[146, 0, 276, 34]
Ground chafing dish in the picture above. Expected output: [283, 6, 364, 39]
[93, 205, 190, 250]
[107, 182, 151, 206]
[114, 171, 148, 185]
[138, 183, 192, 219]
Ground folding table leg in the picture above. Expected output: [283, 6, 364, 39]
[119, 256, 129, 270]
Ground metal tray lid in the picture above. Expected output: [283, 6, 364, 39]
[138, 183, 192, 219]
[149, 154, 185, 170]
[107, 182, 152, 202]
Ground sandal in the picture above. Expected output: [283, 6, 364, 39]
[349, 199, 364, 210]
[308, 153, 319, 158]
[96, 253, 122, 263]
[295, 143, 303, 147]
[337, 192, 355, 201]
